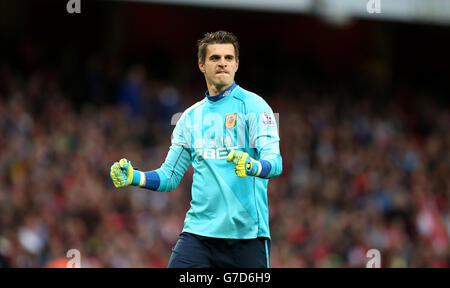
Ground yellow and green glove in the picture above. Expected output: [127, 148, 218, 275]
[110, 158, 143, 187]
[227, 150, 262, 177]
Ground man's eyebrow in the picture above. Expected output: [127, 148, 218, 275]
[209, 54, 235, 58]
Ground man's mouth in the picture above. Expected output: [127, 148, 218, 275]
[216, 71, 228, 74]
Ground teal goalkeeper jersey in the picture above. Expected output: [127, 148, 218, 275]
[150, 83, 282, 239]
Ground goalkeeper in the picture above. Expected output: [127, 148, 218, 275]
[110, 31, 282, 268]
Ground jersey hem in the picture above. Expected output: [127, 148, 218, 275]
[181, 227, 271, 240]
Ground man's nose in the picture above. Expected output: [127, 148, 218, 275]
[218, 57, 227, 66]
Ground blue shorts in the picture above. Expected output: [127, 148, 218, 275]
[168, 232, 271, 268]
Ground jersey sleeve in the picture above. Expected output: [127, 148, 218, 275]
[145, 112, 192, 192]
[247, 96, 282, 179]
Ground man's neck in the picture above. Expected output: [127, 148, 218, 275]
[207, 82, 233, 96]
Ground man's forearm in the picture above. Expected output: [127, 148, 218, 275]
[258, 155, 282, 179]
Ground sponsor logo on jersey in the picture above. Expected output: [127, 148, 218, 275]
[196, 147, 238, 160]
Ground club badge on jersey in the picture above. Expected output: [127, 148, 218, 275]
[225, 113, 237, 129]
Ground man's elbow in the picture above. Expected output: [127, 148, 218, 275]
[272, 157, 283, 177]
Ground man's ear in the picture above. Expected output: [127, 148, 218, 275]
[198, 61, 205, 73]
[235, 60, 239, 72]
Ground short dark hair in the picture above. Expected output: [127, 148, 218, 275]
[197, 31, 239, 63]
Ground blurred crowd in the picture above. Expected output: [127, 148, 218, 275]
[270, 91, 449, 267]
[0, 51, 449, 268]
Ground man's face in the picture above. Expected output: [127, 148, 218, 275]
[199, 43, 239, 89]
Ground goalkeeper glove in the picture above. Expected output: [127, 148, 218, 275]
[110, 158, 143, 188]
[227, 150, 262, 177]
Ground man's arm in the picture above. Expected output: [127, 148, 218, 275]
[146, 145, 191, 192]
[227, 96, 282, 178]
[248, 106, 283, 179]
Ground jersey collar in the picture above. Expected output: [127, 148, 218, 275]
[205, 82, 237, 102]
